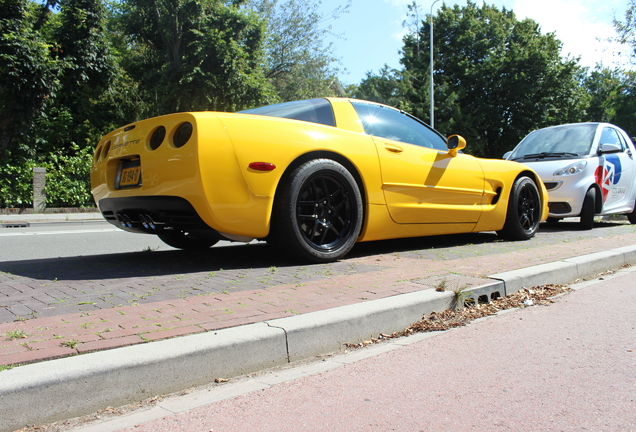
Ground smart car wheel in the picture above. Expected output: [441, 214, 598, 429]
[579, 188, 596, 230]
[158, 231, 218, 250]
[497, 176, 541, 240]
[269, 159, 363, 263]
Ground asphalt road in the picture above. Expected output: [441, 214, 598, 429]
[0, 222, 248, 262]
[58, 263, 636, 432]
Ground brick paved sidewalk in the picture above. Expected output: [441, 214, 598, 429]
[2, 221, 635, 366]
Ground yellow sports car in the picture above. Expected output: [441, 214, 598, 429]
[91, 98, 548, 262]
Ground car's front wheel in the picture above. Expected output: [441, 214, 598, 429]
[497, 176, 542, 240]
[269, 159, 363, 263]
[579, 188, 596, 230]
[158, 231, 219, 250]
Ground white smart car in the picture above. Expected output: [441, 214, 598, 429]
[504, 122, 636, 229]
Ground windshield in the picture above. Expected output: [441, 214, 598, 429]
[509, 124, 597, 160]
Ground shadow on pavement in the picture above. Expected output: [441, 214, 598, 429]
[1, 221, 630, 281]
[1, 231, 503, 281]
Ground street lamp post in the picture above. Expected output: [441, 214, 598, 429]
[430, 0, 441, 128]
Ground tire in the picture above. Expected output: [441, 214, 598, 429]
[579, 188, 596, 230]
[497, 176, 542, 240]
[268, 159, 363, 263]
[158, 231, 218, 250]
[628, 209, 636, 224]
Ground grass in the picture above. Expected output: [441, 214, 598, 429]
[434, 279, 448, 292]
[60, 339, 80, 349]
[6, 329, 29, 340]
[450, 285, 471, 310]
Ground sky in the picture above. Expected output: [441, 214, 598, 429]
[318, 0, 635, 85]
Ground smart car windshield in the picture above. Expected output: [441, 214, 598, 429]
[509, 124, 597, 161]
[239, 98, 335, 127]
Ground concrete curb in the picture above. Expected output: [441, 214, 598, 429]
[2, 245, 636, 432]
[491, 245, 636, 294]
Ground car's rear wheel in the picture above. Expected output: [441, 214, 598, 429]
[628, 208, 636, 224]
[579, 188, 596, 230]
[269, 159, 363, 263]
[497, 176, 541, 240]
[158, 231, 218, 250]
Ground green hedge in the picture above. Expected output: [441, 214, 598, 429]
[0, 146, 95, 209]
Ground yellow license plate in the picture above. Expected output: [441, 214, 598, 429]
[117, 161, 141, 188]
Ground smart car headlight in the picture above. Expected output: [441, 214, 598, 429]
[554, 160, 587, 176]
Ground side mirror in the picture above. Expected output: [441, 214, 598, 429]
[503, 151, 512, 160]
[447, 135, 466, 157]
[599, 143, 622, 154]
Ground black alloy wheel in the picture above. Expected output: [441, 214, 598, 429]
[497, 176, 541, 240]
[269, 159, 363, 263]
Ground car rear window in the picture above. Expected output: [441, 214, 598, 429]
[240, 99, 335, 127]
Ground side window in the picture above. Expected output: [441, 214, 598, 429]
[616, 129, 628, 151]
[600, 128, 622, 148]
[351, 102, 447, 151]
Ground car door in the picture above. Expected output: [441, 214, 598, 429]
[597, 126, 635, 211]
[350, 101, 486, 224]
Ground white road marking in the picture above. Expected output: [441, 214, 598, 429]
[0, 228, 121, 237]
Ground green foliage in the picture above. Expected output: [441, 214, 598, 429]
[245, 0, 349, 101]
[584, 68, 636, 136]
[0, 155, 37, 207]
[0, 145, 94, 208]
[0, 0, 61, 154]
[44, 144, 94, 207]
[613, 0, 636, 55]
[115, 0, 273, 114]
[353, 65, 407, 108]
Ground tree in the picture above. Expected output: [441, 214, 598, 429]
[245, 0, 349, 101]
[613, 0, 636, 64]
[584, 67, 636, 135]
[401, 2, 588, 157]
[114, 0, 272, 115]
[353, 65, 407, 108]
[0, 0, 60, 156]
[39, 0, 122, 153]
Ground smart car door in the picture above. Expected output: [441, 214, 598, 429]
[597, 126, 635, 211]
[350, 101, 485, 224]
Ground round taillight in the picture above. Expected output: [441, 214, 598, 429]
[94, 145, 102, 163]
[149, 126, 166, 150]
[173, 122, 192, 148]
[100, 140, 111, 160]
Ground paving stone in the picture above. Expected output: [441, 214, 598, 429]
[0, 346, 75, 366]
[77, 335, 146, 354]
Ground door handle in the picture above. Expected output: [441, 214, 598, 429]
[384, 143, 404, 154]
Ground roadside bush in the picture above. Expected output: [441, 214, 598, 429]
[0, 158, 37, 208]
[0, 145, 94, 209]
[45, 145, 95, 208]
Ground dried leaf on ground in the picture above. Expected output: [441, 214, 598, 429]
[344, 284, 571, 348]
